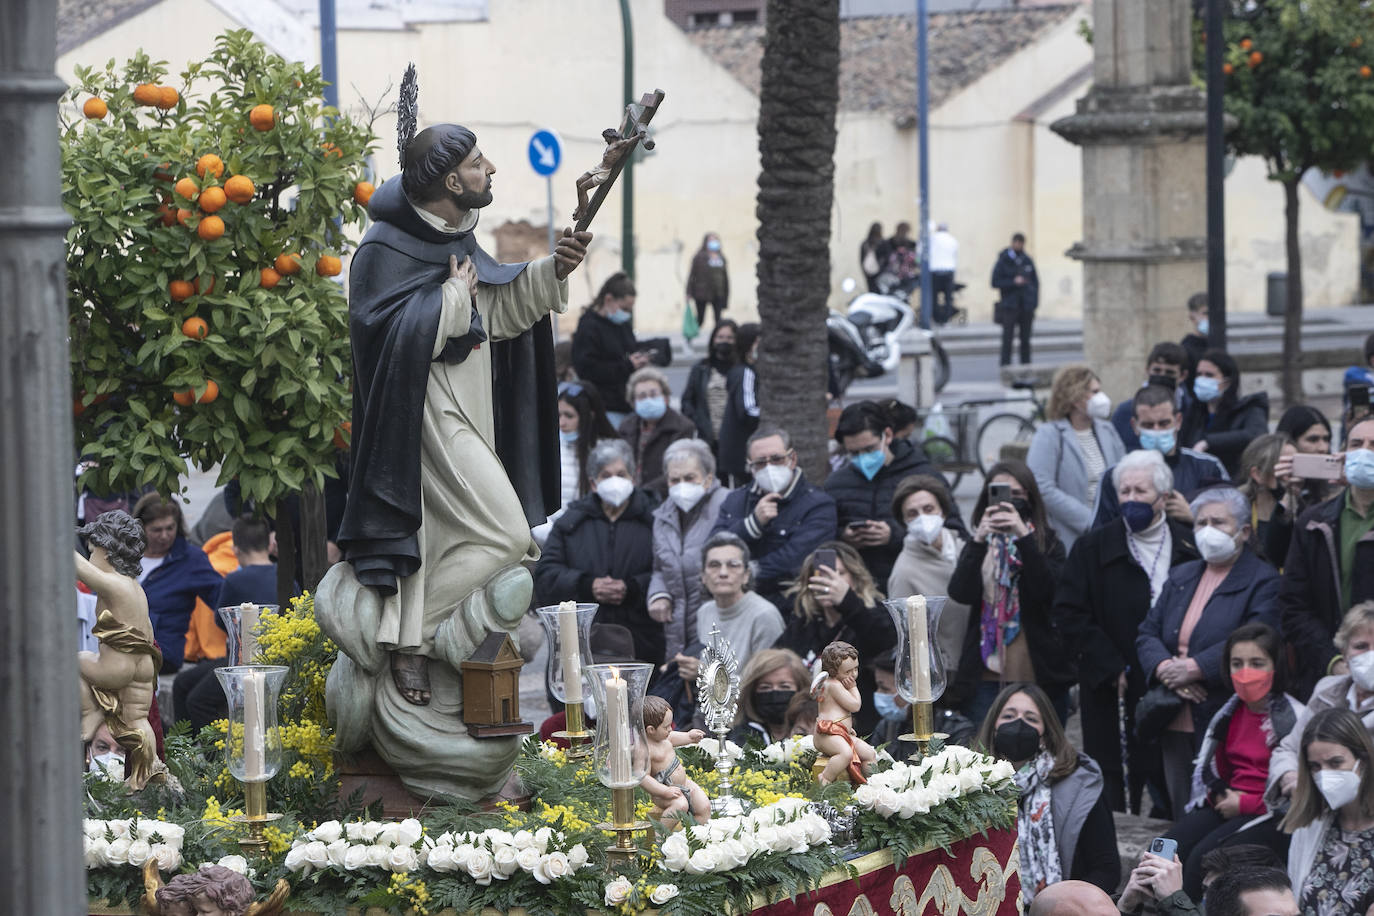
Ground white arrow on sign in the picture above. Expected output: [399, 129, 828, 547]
[532, 137, 556, 169]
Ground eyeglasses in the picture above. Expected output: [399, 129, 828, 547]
[747, 451, 794, 472]
[705, 559, 745, 571]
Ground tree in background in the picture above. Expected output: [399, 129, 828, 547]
[755, 0, 840, 479]
[1201, 0, 1374, 401]
[64, 30, 377, 593]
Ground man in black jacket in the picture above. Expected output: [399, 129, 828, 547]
[824, 401, 947, 586]
[991, 232, 1038, 367]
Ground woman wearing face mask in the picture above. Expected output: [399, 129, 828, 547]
[727, 648, 811, 746]
[647, 440, 732, 668]
[680, 319, 739, 453]
[950, 460, 1070, 727]
[1234, 433, 1299, 568]
[774, 542, 895, 738]
[571, 272, 645, 427]
[1026, 364, 1127, 551]
[1275, 404, 1336, 510]
[977, 683, 1121, 903]
[534, 439, 663, 668]
[1053, 449, 1199, 814]
[533, 383, 618, 546]
[686, 232, 730, 330]
[716, 323, 762, 487]
[886, 474, 972, 691]
[616, 367, 695, 499]
[1136, 486, 1281, 819]
[1181, 349, 1270, 477]
[1162, 624, 1303, 899]
[1282, 707, 1374, 915]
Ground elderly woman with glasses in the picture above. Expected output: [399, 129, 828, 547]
[1136, 486, 1281, 818]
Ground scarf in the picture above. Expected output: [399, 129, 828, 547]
[979, 533, 1024, 670]
[1014, 750, 1062, 903]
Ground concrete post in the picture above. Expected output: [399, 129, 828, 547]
[1051, 0, 1208, 402]
[0, 3, 83, 913]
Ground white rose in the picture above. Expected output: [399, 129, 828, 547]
[797, 735, 815, 754]
[345, 822, 366, 842]
[396, 818, 423, 847]
[152, 822, 185, 848]
[604, 876, 633, 906]
[873, 788, 901, 818]
[217, 854, 250, 875]
[284, 846, 312, 874]
[685, 847, 721, 875]
[83, 838, 107, 870]
[343, 845, 371, 871]
[781, 824, 810, 854]
[492, 843, 519, 878]
[804, 814, 831, 845]
[83, 819, 105, 839]
[515, 846, 542, 873]
[358, 821, 384, 842]
[313, 820, 343, 843]
[386, 846, 419, 873]
[426, 846, 454, 872]
[661, 833, 690, 871]
[534, 851, 571, 885]
[718, 837, 752, 869]
[451, 843, 476, 871]
[852, 785, 876, 808]
[365, 844, 389, 868]
[568, 844, 589, 870]
[650, 884, 680, 905]
[150, 843, 181, 873]
[125, 839, 152, 867]
[107, 819, 133, 840]
[532, 826, 554, 853]
[697, 737, 720, 757]
[957, 767, 985, 793]
[484, 828, 514, 846]
[134, 820, 160, 841]
[990, 760, 1016, 782]
[303, 841, 328, 870]
[465, 848, 495, 886]
[512, 829, 535, 850]
[325, 839, 349, 868]
[377, 823, 402, 847]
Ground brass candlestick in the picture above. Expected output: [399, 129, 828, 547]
[554, 700, 593, 759]
[899, 701, 946, 758]
[231, 780, 282, 856]
[597, 786, 651, 866]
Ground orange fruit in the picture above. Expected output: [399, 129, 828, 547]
[157, 87, 179, 110]
[173, 389, 195, 407]
[174, 177, 198, 202]
[316, 255, 342, 277]
[156, 204, 176, 227]
[1240, 38, 1253, 51]
[1248, 51, 1263, 67]
[1222, 62, 1234, 75]
[1362, 65, 1372, 78]
[249, 104, 276, 131]
[195, 154, 225, 179]
[224, 175, 255, 204]
[199, 380, 219, 403]
[74, 398, 87, 417]
[274, 252, 302, 275]
[181, 317, 208, 339]
[333, 421, 352, 450]
[176, 208, 193, 227]
[259, 267, 281, 289]
[1353, 37, 1365, 49]
[321, 142, 343, 159]
[132, 83, 161, 106]
[83, 98, 107, 119]
[199, 186, 227, 213]
[197, 215, 225, 241]
[169, 280, 195, 301]
[353, 181, 375, 206]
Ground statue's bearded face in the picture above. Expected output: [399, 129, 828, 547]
[446, 145, 495, 210]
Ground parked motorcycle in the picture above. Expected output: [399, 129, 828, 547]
[828, 281, 950, 396]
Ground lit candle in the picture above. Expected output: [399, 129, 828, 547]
[907, 595, 932, 702]
[240, 603, 260, 664]
[558, 601, 583, 703]
[605, 668, 631, 785]
[243, 669, 266, 781]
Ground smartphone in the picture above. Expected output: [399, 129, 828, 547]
[988, 483, 1013, 505]
[846, 520, 869, 530]
[1148, 837, 1178, 861]
[814, 548, 838, 572]
[1291, 453, 1344, 481]
[1353, 385, 1372, 409]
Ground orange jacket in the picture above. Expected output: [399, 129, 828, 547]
[183, 531, 238, 663]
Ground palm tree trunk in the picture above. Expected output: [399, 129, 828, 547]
[1282, 178, 1304, 404]
[755, 0, 840, 481]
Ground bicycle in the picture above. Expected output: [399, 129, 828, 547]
[914, 380, 1047, 488]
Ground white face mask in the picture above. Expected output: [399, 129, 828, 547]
[1316, 765, 1363, 812]
[669, 482, 706, 513]
[907, 514, 945, 546]
[754, 464, 793, 494]
[595, 476, 634, 508]
[1086, 391, 1112, 421]
[1350, 652, 1374, 691]
[88, 752, 124, 780]
[1194, 524, 1240, 565]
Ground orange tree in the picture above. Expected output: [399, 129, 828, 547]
[1199, 1, 1374, 401]
[64, 30, 375, 580]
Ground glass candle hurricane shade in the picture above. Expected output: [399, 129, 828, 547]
[585, 663, 653, 788]
[881, 596, 949, 703]
[535, 602, 598, 703]
[217, 603, 279, 666]
[214, 665, 290, 782]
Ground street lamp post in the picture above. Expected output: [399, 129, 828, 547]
[619, 0, 635, 279]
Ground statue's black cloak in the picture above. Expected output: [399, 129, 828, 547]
[336, 177, 559, 593]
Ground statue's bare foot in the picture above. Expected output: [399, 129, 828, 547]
[390, 652, 431, 705]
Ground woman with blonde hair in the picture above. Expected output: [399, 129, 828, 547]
[1233, 432, 1298, 566]
[774, 542, 894, 738]
[726, 648, 811, 746]
[1026, 364, 1126, 551]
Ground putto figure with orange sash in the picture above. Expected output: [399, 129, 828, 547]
[811, 641, 876, 786]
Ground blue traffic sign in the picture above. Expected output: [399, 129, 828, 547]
[528, 129, 562, 176]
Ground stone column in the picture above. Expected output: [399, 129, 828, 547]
[0, 3, 83, 913]
[1052, 0, 1207, 402]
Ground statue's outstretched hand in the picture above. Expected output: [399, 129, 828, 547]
[554, 228, 593, 280]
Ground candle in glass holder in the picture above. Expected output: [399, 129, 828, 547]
[243, 669, 266, 780]
[907, 595, 932, 702]
[240, 603, 260, 663]
[605, 668, 631, 785]
[558, 600, 583, 703]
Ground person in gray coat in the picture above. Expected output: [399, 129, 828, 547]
[647, 439, 729, 667]
[1026, 365, 1126, 551]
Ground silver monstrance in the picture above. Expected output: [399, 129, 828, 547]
[697, 624, 748, 816]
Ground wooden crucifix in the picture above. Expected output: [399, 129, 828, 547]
[572, 89, 665, 232]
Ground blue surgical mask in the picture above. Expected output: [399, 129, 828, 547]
[1197, 317, 1210, 336]
[607, 308, 632, 325]
[558, 430, 579, 445]
[1120, 500, 1157, 533]
[634, 396, 667, 421]
[851, 448, 886, 481]
[874, 692, 902, 721]
[1347, 449, 1374, 489]
[1193, 376, 1222, 403]
[1138, 428, 1176, 455]
[706, 239, 722, 252]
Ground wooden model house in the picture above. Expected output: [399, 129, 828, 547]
[461, 630, 532, 738]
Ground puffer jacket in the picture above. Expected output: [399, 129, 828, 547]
[647, 485, 729, 662]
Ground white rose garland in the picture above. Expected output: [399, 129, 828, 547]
[83, 818, 184, 872]
[852, 745, 1015, 820]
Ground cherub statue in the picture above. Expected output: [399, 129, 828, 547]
[639, 695, 710, 828]
[75, 510, 162, 790]
[811, 641, 876, 786]
[145, 862, 289, 916]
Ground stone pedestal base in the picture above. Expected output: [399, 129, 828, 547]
[336, 747, 532, 819]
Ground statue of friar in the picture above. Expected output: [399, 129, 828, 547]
[316, 65, 592, 801]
